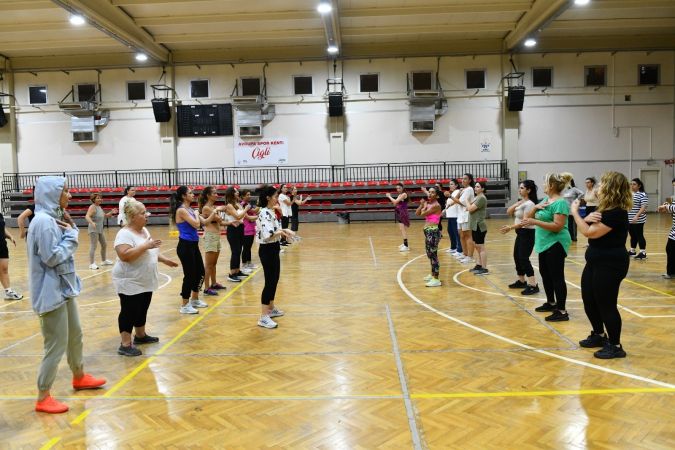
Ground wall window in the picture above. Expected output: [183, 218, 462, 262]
[638, 64, 659, 85]
[28, 85, 47, 104]
[531, 67, 553, 88]
[293, 76, 313, 95]
[585, 66, 606, 86]
[411, 71, 433, 90]
[190, 79, 210, 98]
[76, 83, 97, 102]
[360, 73, 379, 93]
[241, 77, 261, 96]
[126, 81, 146, 101]
[466, 69, 486, 89]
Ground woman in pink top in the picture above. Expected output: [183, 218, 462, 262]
[241, 190, 259, 271]
[416, 187, 443, 287]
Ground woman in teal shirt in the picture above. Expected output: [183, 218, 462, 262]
[521, 172, 573, 321]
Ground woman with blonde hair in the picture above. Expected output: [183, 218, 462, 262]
[571, 172, 631, 359]
[521, 172, 573, 321]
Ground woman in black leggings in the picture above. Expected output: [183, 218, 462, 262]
[255, 185, 295, 329]
[571, 171, 631, 359]
[628, 178, 648, 260]
[223, 187, 251, 282]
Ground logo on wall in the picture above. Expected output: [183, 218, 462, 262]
[479, 131, 492, 153]
[234, 138, 288, 166]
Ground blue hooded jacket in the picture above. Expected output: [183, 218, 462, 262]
[27, 176, 82, 315]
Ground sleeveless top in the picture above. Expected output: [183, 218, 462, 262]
[88, 205, 105, 234]
[424, 201, 441, 226]
[395, 194, 408, 215]
[223, 203, 243, 228]
[176, 206, 199, 241]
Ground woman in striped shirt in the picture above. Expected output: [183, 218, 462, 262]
[656, 178, 675, 279]
[628, 178, 648, 260]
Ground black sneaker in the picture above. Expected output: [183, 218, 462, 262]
[474, 268, 489, 275]
[627, 250, 636, 257]
[235, 271, 249, 278]
[133, 334, 159, 345]
[118, 344, 142, 357]
[535, 302, 556, 312]
[579, 331, 607, 348]
[594, 343, 627, 359]
[521, 285, 540, 295]
[545, 310, 569, 322]
[227, 275, 242, 282]
[508, 280, 527, 289]
[634, 252, 647, 260]
[469, 265, 483, 273]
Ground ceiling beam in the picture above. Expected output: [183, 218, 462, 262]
[342, 23, 514, 38]
[136, 11, 317, 27]
[155, 29, 324, 44]
[341, 2, 530, 18]
[0, 22, 74, 33]
[50, 0, 169, 62]
[504, 0, 571, 50]
[548, 17, 675, 31]
[0, 1, 54, 11]
[2, 38, 119, 52]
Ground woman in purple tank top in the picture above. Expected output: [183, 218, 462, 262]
[386, 183, 410, 251]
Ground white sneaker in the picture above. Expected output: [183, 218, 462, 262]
[89, 263, 99, 270]
[399, 244, 409, 252]
[248, 263, 259, 269]
[257, 315, 278, 329]
[425, 278, 442, 287]
[191, 299, 208, 308]
[101, 260, 114, 266]
[269, 308, 284, 318]
[179, 304, 199, 314]
[454, 253, 464, 260]
[4, 289, 23, 301]
[280, 248, 286, 254]
[460, 257, 472, 264]
[423, 274, 433, 281]
[241, 267, 253, 275]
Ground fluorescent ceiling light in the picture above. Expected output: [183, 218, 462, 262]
[574, 0, 590, 5]
[524, 38, 537, 47]
[135, 53, 148, 62]
[327, 45, 339, 54]
[69, 15, 85, 26]
[317, 2, 332, 14]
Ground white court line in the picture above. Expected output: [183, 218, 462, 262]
[0, 332, 40, 354]
[368, 236, 378, 267]
[397, 253, 675, 389]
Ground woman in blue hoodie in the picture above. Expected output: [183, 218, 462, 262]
[27, 176, 106, 414]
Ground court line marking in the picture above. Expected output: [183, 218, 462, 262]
[0, 332, 40, 354]
[368, 236, 378, 267]
[397, 253, 675, 389]
[39, 268, 260, 450]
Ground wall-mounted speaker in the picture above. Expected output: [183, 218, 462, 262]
[0, 104, 7, 128]
[151, 98, 171, 122]
[507, 86, 525, 112]
[328, 92, 343, 117]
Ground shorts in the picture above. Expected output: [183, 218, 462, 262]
[202, 231, 221, 253]
[458, 222, 470, 231]
[0, 240, 7, 259]
[472, 229, 487, 245]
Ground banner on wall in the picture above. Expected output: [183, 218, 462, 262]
[234, 138, 288, 166]
[479, 131, 492, 153]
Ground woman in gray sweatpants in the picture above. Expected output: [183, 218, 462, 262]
[28, 176, 106, 414]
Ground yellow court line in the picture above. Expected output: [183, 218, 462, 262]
[411, 387, 675, 399]
[39, 268, 261, 450]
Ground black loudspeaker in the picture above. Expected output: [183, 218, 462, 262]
[151, 98, 171, 122]
[507, 86, 525, 111]
[328, 92, 343, 117]
[0, 104, 7, 128]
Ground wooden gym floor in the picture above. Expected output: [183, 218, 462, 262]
[0, 216, 674, 449]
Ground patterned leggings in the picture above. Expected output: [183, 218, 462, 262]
[424, 226, 441, 275]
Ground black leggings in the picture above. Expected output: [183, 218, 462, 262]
[291, 213, 299, 232]
[281, 216, 290, 244]
[176, 239, 205, 299]
[581, 250, 629, 345]
[538, 242, 567, 310]
[242, 234, 255, 264]
[514, 228, 535, 277]
[259, 242, 281, 305]
[118, 292, 153, 334]
[227, 225, 244, 270]
[628, 223, 646, 250]
[567, 215, 577, 241]
[667, 238, 675, 275]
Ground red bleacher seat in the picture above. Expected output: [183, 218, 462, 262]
[295, 183, 305, 188]
[306, 183, 317, 189]
[319, 182, 329, 188]
[415, 179, 425, 185]
[403, 180, 413, 185]
[22, 189, 33, 195]
[330, 182, 340, 187]
[367, 181, 377, 186]
[216, 185, 227, 190]
[342, 181, 353, 187]
[378, 199, 389, 205]
[357, 200, 366, 205]
[355, 181, 365, 187]
[428, 179, 437, 184]
[321, 201, 331, 206]
[378, 180, 389, 186]
[440, 179, 450, 184]
[368, 199, 378, 204]
[345, 200, 355, 206]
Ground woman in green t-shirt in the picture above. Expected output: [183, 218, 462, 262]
[521, 172, 573, 322]
[467, 181, 488, 275]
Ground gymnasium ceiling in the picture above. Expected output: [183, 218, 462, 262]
[0, 0, 674, 71]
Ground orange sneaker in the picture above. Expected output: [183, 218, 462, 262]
[35, 396, 69, 414]
[72, 373, 106, 390]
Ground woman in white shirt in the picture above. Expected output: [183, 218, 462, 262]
[255, 185, 295, 329]
[113, 199, 178, 356]
[500, 180, 539, 295]
[451, 173, 476, 264]
[117, 186, 136, 227]
[442, 179, 463, 255]
[277, 184, 293, 246]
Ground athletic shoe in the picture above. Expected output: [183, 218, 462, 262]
[180, 304, 199, 314]
[246, 263, 259, 270]
[4, 289, 23, 301]
[72, 373, 106, 390]
[454, 253, 465, 259]
[117, 344, 142, 357]
[240, 268, 253, 275]
[425, 278, 442, 287]
[191, 299, 208, 308]
[399, 244, 409, 252]
[594, 343, 627, 359]
[269, 308, 284, 318]
[203, 288, 218, 296]
[258, 315, 278, 329]
[634, 252, 647, 260]
[89, 263, 99, 270]
[628, 250, 637, 257]
[579, 331, 607, 348]
[235, 271, 249, 279]
[35, 396, 69, 414]
[469, 265, 482, 273]
[460, 257, 472, 264]
[423, 274, 433, 281]
[227, 275, 242, 282]
[535, 302, 556, 312]
[101, 260, 114, 266]
[280, 241, 290, 247]
[211, 283, 226, 290]
[133, 334, 159, 344]
[280, 248, 286, 254]
[545, 310, 569, 322]
[521, 285, 540, 295]
[662, 274, 673, 279]
[474, 268, 489, 275]
[508, 280, 527, 289]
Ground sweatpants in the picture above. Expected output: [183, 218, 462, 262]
[259, 242, 281, 305]
[447, 217, 462, 252]
[88, 232, 107, 264]
[226, 225, 244, 270]
[118, 292, 153, 334]
[514, 228, 535, 277]
[628, 223, 646, 250]
[37, 298, 83, 391]
[242, 234, 255, 264]
[176, 239, 205, 299]
[538, 242, 567, 310]
[581, 249, 629, 345]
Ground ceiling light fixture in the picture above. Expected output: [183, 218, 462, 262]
[135, 53, 148, 62]
[69, 14, 85, 26]
[317, 2, 332, 14]
[327, 45, 339, 54]
[524, 38, 537, 47]
[574, 0, 590, 5]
